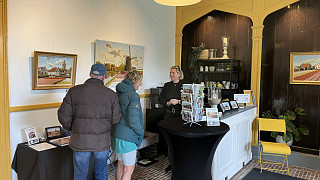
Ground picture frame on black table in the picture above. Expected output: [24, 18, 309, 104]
[206, 108, 220, 126]
[25, 127, 39, 145]
[45, 126, 63, 139]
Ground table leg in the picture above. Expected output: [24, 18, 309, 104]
[160, 129, 226, 180]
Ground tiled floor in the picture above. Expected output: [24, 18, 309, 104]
[231, 158, 320, 180]
[108, 156, 320, 180]
[108, 156, 170, 180]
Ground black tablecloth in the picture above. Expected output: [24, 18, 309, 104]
[158, 118, 230, 180]
[158, 117, 229, 137]
[12, 143, 94, 180]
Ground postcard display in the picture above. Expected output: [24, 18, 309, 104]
[181, 84, 205, 126]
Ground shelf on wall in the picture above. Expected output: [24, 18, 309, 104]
[199, 71, 239, 73]
[197, 59, 241, 100]
[197, 59, 240, 62]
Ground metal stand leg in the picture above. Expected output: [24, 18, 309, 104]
[108, 151, 116, 172]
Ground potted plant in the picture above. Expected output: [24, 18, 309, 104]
[188, 43, 205, 83]
[262, 107, 309, 146]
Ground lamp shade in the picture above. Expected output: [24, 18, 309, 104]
[154, 0, 201, 6]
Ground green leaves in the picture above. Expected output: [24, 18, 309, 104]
[295, 107, 306, 116]
[294, 134, 300, 142]
[188, 43, 205, 83]
[286, 110, 296, 121]
[262, 107, 309, 143]
[271, 131, 279, 139]
[285, 120, 296, 133]
[283, 133, 293, 143]
[298, 125, 309, 136]
[262, 110, 273, 118]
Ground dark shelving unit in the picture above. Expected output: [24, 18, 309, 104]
[197, 59, 241, 100]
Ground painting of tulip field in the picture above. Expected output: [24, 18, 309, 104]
[290, 52, 320, 85]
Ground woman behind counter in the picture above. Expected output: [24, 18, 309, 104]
[158, 66, 184, 173]
[111, 70, 144, 180]
[158, 66, 184, 119]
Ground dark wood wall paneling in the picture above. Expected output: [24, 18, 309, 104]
[181, 10, 252, 92]
[261, 0, 320, 154]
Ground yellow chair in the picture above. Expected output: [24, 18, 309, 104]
[258, 118, 291, 175]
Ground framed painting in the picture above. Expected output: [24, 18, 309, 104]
[95, 40, 144, 88]
[25, 127, 39, 145]
[33, 51, 77, 90]
[45, 126, 62, 139]
[290, 52, 320, 85]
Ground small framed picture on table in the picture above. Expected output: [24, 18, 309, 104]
[221, 102, 231, 111]
[25, 127, 39, 145]
[229, 100, 239, 110]
[218, 103, 226, 113]
[234, 94, 251, 108]
[206, 108, 220, 126]
[243, 90, 256, 106]
[45, 126, 63, 140]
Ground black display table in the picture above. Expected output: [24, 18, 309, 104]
[158, 118, 229, 180]
[12, 143, 94, 180]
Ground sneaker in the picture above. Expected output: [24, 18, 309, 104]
[165, 165, 172, 173]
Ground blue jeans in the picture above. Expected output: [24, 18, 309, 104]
[73, 149, 109, 180]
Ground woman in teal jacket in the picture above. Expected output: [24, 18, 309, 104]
[111, 70, 144, 180]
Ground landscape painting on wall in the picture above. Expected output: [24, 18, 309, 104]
[33, 51, 77, 90]
[290, 52, 320, 85]
[95, 40, 144, 88]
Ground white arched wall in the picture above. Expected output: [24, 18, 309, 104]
[8, 1, 176, 179]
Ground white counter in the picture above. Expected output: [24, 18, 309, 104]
[211, 106, 257, 180]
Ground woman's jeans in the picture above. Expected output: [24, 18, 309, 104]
[73, 149, 110, 180]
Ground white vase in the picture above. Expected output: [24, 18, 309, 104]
[276, 135, 293, 146]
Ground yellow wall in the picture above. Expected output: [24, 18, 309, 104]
[175, 0, 300, 145]
[0, 0, 10, 179]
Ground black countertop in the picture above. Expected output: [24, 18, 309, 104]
[158, 118, 230, 138]
[220, 105, 257, 120]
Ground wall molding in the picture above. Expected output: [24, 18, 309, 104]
[9, 93, 151, 112]
[9, 102, 62, 112]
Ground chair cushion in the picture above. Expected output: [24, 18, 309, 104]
[260, 141, 291, 155]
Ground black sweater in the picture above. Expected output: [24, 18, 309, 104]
[158, 80, 184, 111]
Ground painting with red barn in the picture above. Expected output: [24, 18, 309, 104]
[290, 52, 320, 85]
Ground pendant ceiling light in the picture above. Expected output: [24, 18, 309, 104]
[154, 0, 201, 6]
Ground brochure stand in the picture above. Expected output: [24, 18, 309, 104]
[181, 84, 205, 127]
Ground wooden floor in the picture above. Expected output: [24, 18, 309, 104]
[107, 156, 320, 180]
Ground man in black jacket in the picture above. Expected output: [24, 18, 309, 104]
[58, 63, 121, 180]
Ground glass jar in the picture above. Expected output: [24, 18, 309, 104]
[217, 63, 225, 71]
[226, 64, 231, 71]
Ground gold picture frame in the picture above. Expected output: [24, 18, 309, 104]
[290, 52, 320, 85]
[33, 51, 77, 90]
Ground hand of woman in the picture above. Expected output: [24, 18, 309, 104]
[169, 99, 180, 105]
